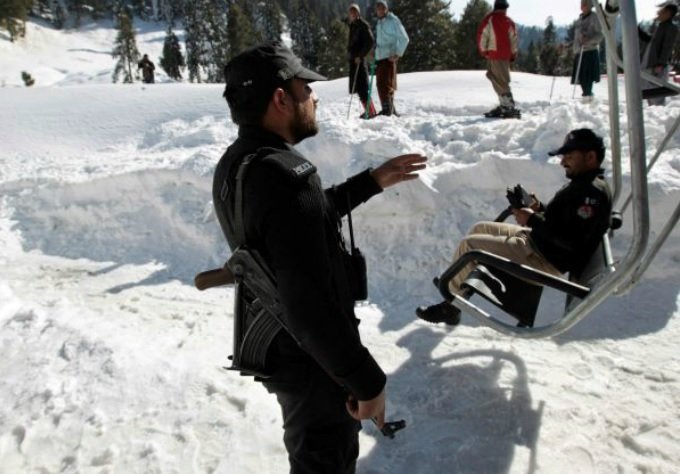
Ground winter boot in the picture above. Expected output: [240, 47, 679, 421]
[499, 106, 522, 119]
[379, 101, 392, 116]
[360, 99, 378, 119]
[389, 97, 400, 117]
[499, 92, 521, 118]
[415, 301, 461, 326]
[484, 105, 504, 118]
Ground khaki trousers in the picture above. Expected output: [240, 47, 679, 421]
[486, 59, 512, 97]
[448, 221, 561, 295]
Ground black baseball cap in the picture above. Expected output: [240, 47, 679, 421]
[658, 1, 678, 16]
[548, 129, 605, 156]
[224, 41, 327, 101]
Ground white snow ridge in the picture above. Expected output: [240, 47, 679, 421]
[1, 21, 680, 474]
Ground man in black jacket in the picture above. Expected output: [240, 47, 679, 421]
[348, 3, 376, 118]
[214, 41, 426, 473]
[137, 54, 155, 84]
[639, 2, 679, 105]
[417, 129, 612, 325]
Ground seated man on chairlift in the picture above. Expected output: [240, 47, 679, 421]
[417, 128, 613, 325]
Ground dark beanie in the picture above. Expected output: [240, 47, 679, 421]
[494, 0, 509, 9]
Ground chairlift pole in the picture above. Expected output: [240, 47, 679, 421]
[595, 2, 623, 205]
[555, 0, 649, 330]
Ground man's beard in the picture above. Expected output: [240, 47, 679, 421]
[290, 102, 318, 144]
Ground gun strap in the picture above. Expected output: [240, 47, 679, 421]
[346, 193, 358, 251]
[234, 153, 259, 247]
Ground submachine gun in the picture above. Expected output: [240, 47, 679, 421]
[194, 152, 405, 439]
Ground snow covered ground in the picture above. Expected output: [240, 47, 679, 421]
[1, 20, 680, 474]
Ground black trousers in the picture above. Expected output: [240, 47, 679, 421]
[349, 60, 370, 104]
[262, 361, 361, 474]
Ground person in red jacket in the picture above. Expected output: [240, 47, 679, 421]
[477, 0, 520, 118]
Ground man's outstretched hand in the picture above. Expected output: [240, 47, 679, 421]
[371, 154, 427, 189]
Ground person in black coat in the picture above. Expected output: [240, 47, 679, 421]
[214, 41, 426, 473]
[417, 129, 612, 325]
[137, 54, 155, 84]
[347, 3, 376, 118]
[639, 2, 679, 105]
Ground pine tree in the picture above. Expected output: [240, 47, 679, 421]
[183, 0, 203, 82]
[316, 19, 348, 79]
[559, 21, 576, 76]
[289, 0, 321, 68]
[227, 1, 262, 59]
[183, 0, 229, 83]
[0, 0, 32, 41]
[453, 0, 491, 70]
[203, 0, 230, 82]
[517, 40, 539, 73]
[131, 0, 149, 20]
[112, 10, 141, 83]
[53, 1, 67, 29]
[253, 0, 283, 42]
[160, 25, 185, 80]
[539, 17, 560, 76]
[391, 0, 458, 72]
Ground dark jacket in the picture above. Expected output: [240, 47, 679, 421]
[348, 17, 374, 60]
[212, 125, 386, 401]
[138, 57, 155, 81]
[639, 19, 679, 68]
[527, 169, 612, 274]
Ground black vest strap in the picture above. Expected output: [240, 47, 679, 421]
[234, 153, 258, 247]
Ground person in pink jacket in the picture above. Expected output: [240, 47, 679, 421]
[477, 0, 520, 118]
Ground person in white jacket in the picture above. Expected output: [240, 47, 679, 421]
[571, 0, 604, 101]
[374, 0, 409, 116]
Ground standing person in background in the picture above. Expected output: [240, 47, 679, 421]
[477, 0, 520, 119]
[348, 3, 377, 119]
[138, 54, 155, 84]
[572, 0, 604, 102]
[639, 1, 679, 106]
[374, 0, 409, 117]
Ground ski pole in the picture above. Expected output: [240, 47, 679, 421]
[572, 46, 584, 99]
[365, 60, 376, 119]
[347, 60, 361, 119]
[549, 75, 557, 104]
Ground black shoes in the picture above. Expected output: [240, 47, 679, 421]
[415, 302, 461, 326]
[484, 106, 521, 119]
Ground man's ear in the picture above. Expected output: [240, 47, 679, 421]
[271, 88, 289, 113]
[585, 150, 599, 167]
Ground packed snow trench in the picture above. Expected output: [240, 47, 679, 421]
[2, 37, 680, 474]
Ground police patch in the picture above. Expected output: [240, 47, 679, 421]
[260, 149, 317, 182]
[292, 162, 314, 176]
[577, 204, 594, 219]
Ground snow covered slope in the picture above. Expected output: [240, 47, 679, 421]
[1, 20, 679, 474]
